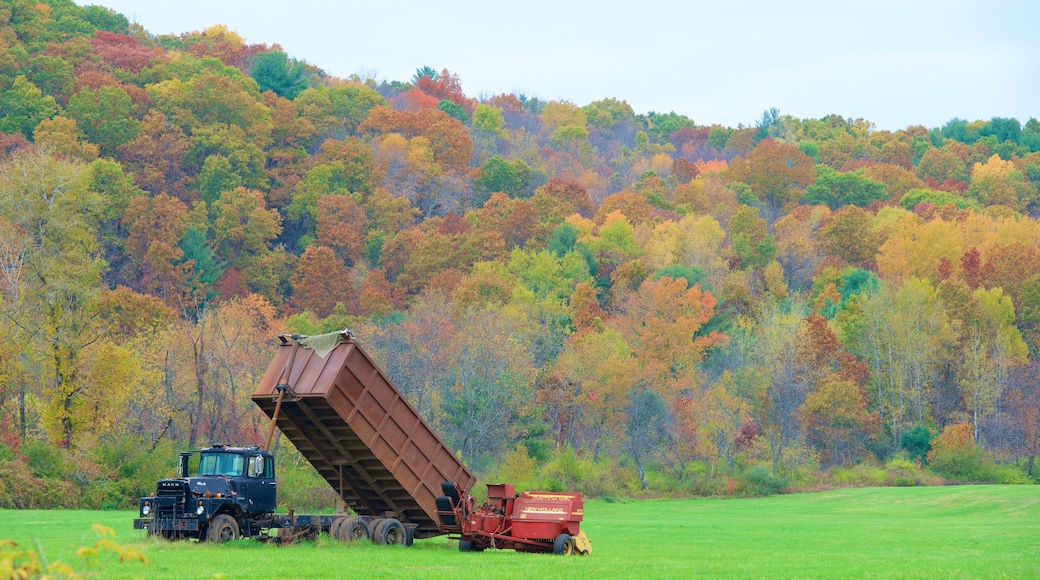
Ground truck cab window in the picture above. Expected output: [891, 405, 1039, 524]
[198, 452, 245, 477]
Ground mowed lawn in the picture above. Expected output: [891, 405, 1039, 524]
[1, 485, 1036, 579]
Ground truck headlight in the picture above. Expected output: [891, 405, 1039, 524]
[197, 505, 205, 516]
[142, 504, 150, 516]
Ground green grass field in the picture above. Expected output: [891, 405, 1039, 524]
[1, 486, 1037, 579]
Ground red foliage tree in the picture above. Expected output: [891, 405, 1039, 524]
[290, 245, 353, 317]
[797, 313, 869, 387]
[74, 71, 151, 116]
[316, 194, 367, 265]
[415, 69, 474, 113]
[962, 247, 986, 289]
[398, 88, 439, 112]
[485, 93, 524, 113]
[90, 31, 162, 73]
[357, 268, 395, 317]
[672, 157, 700, 184]
[670, 126, 711, 160]
[0, 132, 30, 158]
[473, 193, 538, 251]
[531, 179, 595, 219]
[437, 211, 470, 235]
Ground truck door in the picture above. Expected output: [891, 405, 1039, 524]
[248, 455, 277, 512]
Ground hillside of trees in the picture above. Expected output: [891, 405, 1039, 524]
[1, 0, 1039, 509]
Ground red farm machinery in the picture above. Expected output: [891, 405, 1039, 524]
[438, 482, 590, 554]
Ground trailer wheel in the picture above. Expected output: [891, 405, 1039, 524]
[370, 518, 406, 545]
[206, 514, 240, 543]
[329, 517, 346, 540]
[459, 539, 484, 552]
[339, 517, 369, 542]
[553, 533, 574, 556]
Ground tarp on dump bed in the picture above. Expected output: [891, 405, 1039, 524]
[253, 331, 476, 539]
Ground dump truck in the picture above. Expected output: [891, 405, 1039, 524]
[135, 330, 590, 555]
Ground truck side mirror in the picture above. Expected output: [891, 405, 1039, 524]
[251, 456, 264, 477]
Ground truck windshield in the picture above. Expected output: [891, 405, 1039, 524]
[198, 452, 245, 477]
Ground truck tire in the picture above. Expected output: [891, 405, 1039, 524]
[338, 517, 369, 542]
[206, 514, 240, 543]
[370, 518, 406, 545]
[553, 533, 574, 555]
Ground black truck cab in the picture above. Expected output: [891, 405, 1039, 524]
[134, 445, 276, 541]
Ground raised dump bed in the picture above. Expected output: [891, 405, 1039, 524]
[252, 331, 476, 539]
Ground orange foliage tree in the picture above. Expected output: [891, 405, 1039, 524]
[290, 245, 352, 317]
[615, 276, 727, 387]
[360, 106, 473, 171]
[728, 138, 815, 218]
[926, 422, 988, 480]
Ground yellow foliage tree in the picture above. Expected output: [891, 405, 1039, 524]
[556, 327, 641, 456]
[696, 373, 749, 472]
[967, 154, 1035, 211]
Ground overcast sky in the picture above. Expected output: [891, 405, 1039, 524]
[84, 0, 1039, 131]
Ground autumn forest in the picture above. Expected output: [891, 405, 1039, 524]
[1, 0, 1039, 509]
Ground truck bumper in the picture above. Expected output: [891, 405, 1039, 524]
[134, 518, 201, 532]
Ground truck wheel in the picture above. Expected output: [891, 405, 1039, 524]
[553, 533, 574, 555]
[206, 514, 240, 543]
[370, 518, 406, 545]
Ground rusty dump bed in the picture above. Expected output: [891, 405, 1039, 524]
[253, 332, 476, 539]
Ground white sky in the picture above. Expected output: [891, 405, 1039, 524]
[84, 0, 1039, 131]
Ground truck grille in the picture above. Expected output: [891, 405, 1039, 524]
[157, 479, 188, 496]
[153, 479, 188, 518]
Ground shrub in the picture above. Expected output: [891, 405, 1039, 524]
[0, 468, 13, 508]
[744, 465, 789, 496]
[86, 436, 180, 509]
[20, 439, 72, 479]
[541, 447, 634, 497]
[926, 422, 989, 481]
[674, 462, 728, 496]
[275, 442, 339, 513]
[0, 415, 20, 461]
[882, 456, 943, 486]
[988, 463, 1031, 484]
[0, 459, 80, 509]
[831, 464, 886, 487]
[494, 444, 543, 493]
[776, 444, 820, 490]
